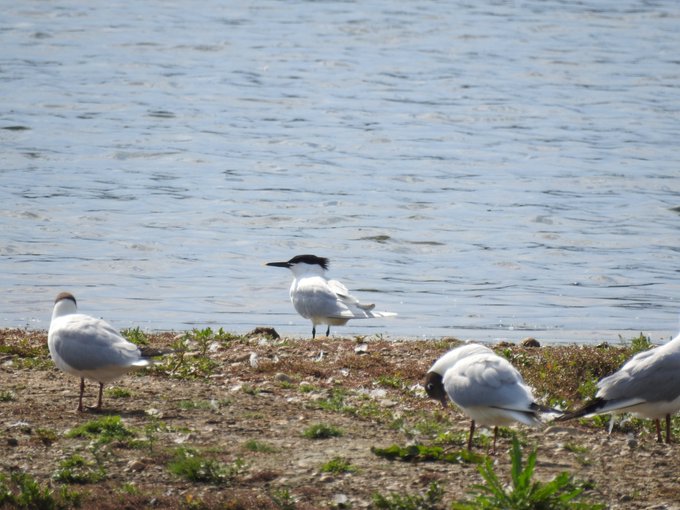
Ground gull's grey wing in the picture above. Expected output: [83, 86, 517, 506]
[597, 347, 680, 404]
[52, 315, 144, 371]
[444, 354, 535, 410]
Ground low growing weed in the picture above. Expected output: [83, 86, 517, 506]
[302, 423, 343, 439]
[372, 481, 444, 510]
[0, 471, 82, 509]
[53, 454, 106, 484]
[66, 415, 135, 445]
[168, 447, 245, 485]
[320, 457, 357, 474]
[452, 436, 605, 510]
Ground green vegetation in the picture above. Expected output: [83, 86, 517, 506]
[243, 439, 278, 453]
[372, 481, 444, 510]
[371, 443, 483, 465]
[320, 456, 357, 474]
[53, 454, 106, 484]
[66, 415, 135, 444]
[121, 326, 149, 346]
[0, 471, 82, 509]
[302, 423, 343, 439]
[34, 428, 58, 446]
[153, 327, 240, 379]
[625, 332, 653, 354]
[452, 437, 605, 510]
[105, 387, 132, 399]
[269, 487, 297, 510]
[168, 447, 245, 485]
[0, 390, 16, 402]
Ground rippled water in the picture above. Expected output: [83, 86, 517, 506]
[2, 0, 679, 343]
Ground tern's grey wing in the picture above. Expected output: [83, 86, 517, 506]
[597, 347, 680, 403]
[444, 354, 535, 410]
[51, 315, 144, 371]
[328, 279, 376, 311]
[292, 282, 356, 319]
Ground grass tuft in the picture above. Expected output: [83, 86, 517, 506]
[372, 481, 444, 510]
[168, 447, 245, 485]
[371, 443, 484, 465]
[66, 415, 135, 444]
[302, 423, 343, 439]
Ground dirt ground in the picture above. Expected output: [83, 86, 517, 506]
[1, 328, 679, 509]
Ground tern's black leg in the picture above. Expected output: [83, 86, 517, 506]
[325, 325, 330, 337]
[312, 326, 316, 339]
[666, 414, 672, 444]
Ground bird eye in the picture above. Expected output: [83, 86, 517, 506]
[426, 383, 434, 392]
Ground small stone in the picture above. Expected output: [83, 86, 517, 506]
[275, 373, 292, 383]
[7, 437, 19, 447]
[249, 352, 259, 368]
[332, 494, 350, 508]
[127, 460, 146, 472]
[354, 343, 368, 354]
[247, 327, 280, 339]
[521, 337, 540, 348]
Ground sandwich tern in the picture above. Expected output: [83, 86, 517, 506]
[266, 254, 396, 339]
[556, 333, 680, 443]
[48, 292, 162, 411]
[426, 346, 556, 451]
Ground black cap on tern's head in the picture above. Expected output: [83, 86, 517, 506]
[54, 292, 77, 306]
[424, 371, 448, 409]
[266, 254, 329, 271]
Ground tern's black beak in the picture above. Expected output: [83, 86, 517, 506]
[266, 261, 291, 268]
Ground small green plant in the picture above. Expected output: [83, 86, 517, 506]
[576, 373, 599, 401]
[34, 428, 58, 446]
[121, 326, 149, 346]
[66, 415, 135, 444]
[371, 443, 483, 465]
[452, 436, 605, 510]
[168, 447, 245, 485]
[377, 374, 407, 390]
[302, 423, 343, 439]
[313, 388, 352, 413]
[626, 333, 653, 354]
[0, 390, 16, 402]
[105, 387, 132, 399]
[269, 486, 297, 510]
[0, 471, 82, 509]
[320, 457, 357, 474]
[243, 439, 278, 453]
[372, 481, 443, 510]
[53, 454, 106, 484]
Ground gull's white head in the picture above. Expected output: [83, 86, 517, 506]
[266, 254, 330, 278]
[52, 292, 78, 318]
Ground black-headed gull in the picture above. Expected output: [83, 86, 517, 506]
[557, 333, 680, 443]
[266, 254, 396, 339]
[426, 345, 556, 451]
[424, 343, 494, 407]
[48, 292, 159, 411]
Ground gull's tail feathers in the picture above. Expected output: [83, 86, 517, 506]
[554, 398, 607, 422]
